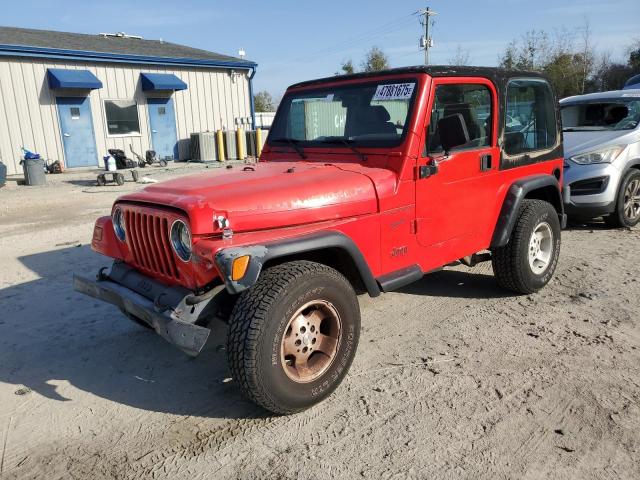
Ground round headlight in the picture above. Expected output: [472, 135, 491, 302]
[112, 208, 126, 242]
[170, 220, 192, 262]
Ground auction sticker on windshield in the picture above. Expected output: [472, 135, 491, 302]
[373, 83, 415, 101]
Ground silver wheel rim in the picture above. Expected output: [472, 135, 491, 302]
[528, 222, 553, 274]
[623, 178, 640, 222]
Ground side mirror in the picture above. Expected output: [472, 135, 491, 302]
[437, 114, 470, 154]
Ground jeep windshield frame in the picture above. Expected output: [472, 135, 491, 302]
[268, 78, 420, 150]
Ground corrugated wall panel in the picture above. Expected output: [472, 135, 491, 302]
[0, 57, 251, 175]
[0, 61, 25, 173]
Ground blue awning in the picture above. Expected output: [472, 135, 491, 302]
[140, 73, 187, 92]
[47, 68, 103, 89]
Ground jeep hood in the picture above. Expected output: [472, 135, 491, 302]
[118, 162, 390, 234]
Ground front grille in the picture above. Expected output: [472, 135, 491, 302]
[124, 209, 180, 280]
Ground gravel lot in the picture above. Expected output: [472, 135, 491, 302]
[1, 165, 639, 480]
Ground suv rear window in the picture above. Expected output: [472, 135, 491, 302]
[504, 79, 557, 156]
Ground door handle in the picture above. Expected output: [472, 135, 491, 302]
[480, 154, 492, 172]
[63, 133, 70, 137]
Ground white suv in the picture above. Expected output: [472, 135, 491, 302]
[561, 90, 640, 227]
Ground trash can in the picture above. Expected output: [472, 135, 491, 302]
[21, 158, 47, 186]
[0, 161, 6, 188]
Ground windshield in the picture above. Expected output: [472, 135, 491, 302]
[268, 79, 418, 148]
[561, 97, 640, 131]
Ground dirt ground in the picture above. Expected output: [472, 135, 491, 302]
[0, 165, 639, 480]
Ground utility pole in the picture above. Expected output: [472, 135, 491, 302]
[418, 7, 437, 65]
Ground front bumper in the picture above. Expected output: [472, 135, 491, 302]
[73, 263, 225, 356]
[563, 161, 620, 218]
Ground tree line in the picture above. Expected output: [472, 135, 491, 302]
[498, 24, 640, 98]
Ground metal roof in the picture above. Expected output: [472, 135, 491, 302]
[289, 65, 546, 89]
[0, 26, 256, 69]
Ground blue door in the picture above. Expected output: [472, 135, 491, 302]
[56, 97, 98, 168]
[147, 97, 178, 160]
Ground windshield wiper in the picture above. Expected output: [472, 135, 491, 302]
[270, 137, 307, 159]
[320, 137, 367, 161]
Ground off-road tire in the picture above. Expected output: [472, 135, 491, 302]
[604, 169, 640, 228]
[227, 260, 360, 415]
[491, 199, 561, 294]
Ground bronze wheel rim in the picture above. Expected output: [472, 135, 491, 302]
[280, 300, 342, 383]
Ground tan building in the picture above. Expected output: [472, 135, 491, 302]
[0, 27, 256, 175]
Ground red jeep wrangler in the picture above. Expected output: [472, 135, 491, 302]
[75, 67, 565, 414]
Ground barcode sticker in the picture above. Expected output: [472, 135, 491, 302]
[373, 83, 415, 101]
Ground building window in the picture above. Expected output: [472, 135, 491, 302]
[104, 100, 141, 136]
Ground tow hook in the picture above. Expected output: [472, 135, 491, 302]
[97, 267, 109, 281]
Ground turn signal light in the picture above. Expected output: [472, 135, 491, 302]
[231, 255, 251, 281]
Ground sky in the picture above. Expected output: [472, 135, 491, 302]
[2, 0, 639, 97]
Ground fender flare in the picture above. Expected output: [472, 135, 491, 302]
[215, 231, 381, 297]
[621, 158, 640, 177]
[491, 174, 565, 248]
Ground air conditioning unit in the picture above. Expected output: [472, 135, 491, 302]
[224, 130, 238, 160]
[189, 132, 216, 161]
[245, 130, 256, 157]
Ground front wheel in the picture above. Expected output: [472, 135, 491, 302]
[227, 261, 360, 415]
[604, 169, 640, 228]
[491, 199, 561, 294]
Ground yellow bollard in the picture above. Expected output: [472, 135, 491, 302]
[216, 129, 225, 162]
[236, 127, 245, 160]
[256, 128, 263, 158]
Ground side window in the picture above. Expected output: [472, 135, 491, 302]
[504, 79, 557, 155]
[427, 83, 492, 154]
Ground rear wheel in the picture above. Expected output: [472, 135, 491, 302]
[96, 174, 106, 186]
[159, 159, 168, 167]
[227, 261, 360, 415]
[115, 173, 125, 186]
[604, 169, 640, 228]
[491, 199, 561, 294]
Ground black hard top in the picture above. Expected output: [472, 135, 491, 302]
[290, 65, 547, 89]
